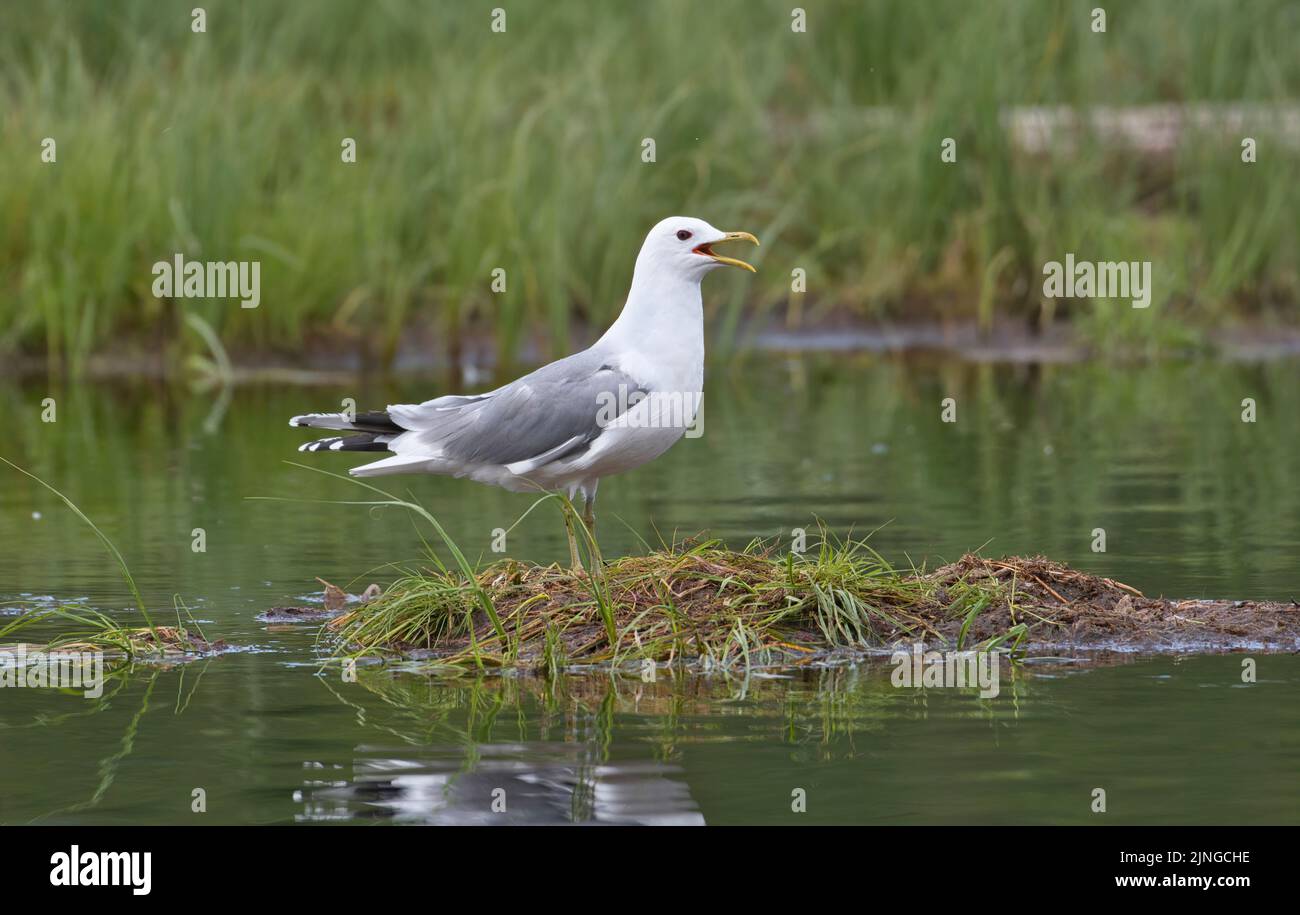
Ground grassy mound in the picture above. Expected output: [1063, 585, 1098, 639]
[328, 536, 1300, 671]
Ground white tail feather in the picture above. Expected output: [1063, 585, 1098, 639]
[289, 412, 360, 431]
[349, 454, 431, 477]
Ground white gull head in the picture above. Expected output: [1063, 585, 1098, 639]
[632, 216, 760, 284]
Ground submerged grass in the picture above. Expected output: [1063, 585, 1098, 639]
[3, 0, 1299, 373]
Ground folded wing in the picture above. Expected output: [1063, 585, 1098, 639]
[387, 350, 648, 471]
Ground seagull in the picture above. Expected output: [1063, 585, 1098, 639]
[290, 216, 758, 567]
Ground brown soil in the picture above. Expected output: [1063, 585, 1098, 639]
[923, 555, 1300, 653]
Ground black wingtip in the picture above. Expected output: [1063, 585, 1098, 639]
[298, 433, 391, 453]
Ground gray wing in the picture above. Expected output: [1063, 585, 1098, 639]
[387, 348, 647, 468]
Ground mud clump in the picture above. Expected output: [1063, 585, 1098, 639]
[131, 625, 230, 654]
[925, 555, 1300, 652]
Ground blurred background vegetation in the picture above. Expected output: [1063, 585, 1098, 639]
[2, 0, 1298, 375]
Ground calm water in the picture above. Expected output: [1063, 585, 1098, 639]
[2, 355, 1298, 825]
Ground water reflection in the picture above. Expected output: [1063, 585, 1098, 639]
[298, 746, 705, 825]
[2, 647, 1296, 824]
[292, 661, 1059, 824]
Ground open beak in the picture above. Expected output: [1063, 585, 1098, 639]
[693, 231, 760, 272]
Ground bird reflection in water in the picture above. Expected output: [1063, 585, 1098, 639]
[295, 743, 705, 825]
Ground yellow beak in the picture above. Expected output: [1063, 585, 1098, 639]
[696, 231, 760, 272]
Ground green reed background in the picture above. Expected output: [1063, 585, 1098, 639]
[2, 0, 1298, 374]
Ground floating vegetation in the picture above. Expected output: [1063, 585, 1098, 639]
[0, 601, 229, 662]
[324, 534, 1300, 672]
[0, 457, 230, 661]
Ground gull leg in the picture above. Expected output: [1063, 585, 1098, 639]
[576, 482, 599, 571]
[564, 508, 581, 570]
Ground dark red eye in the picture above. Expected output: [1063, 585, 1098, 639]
[676, 229, 692, 241]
